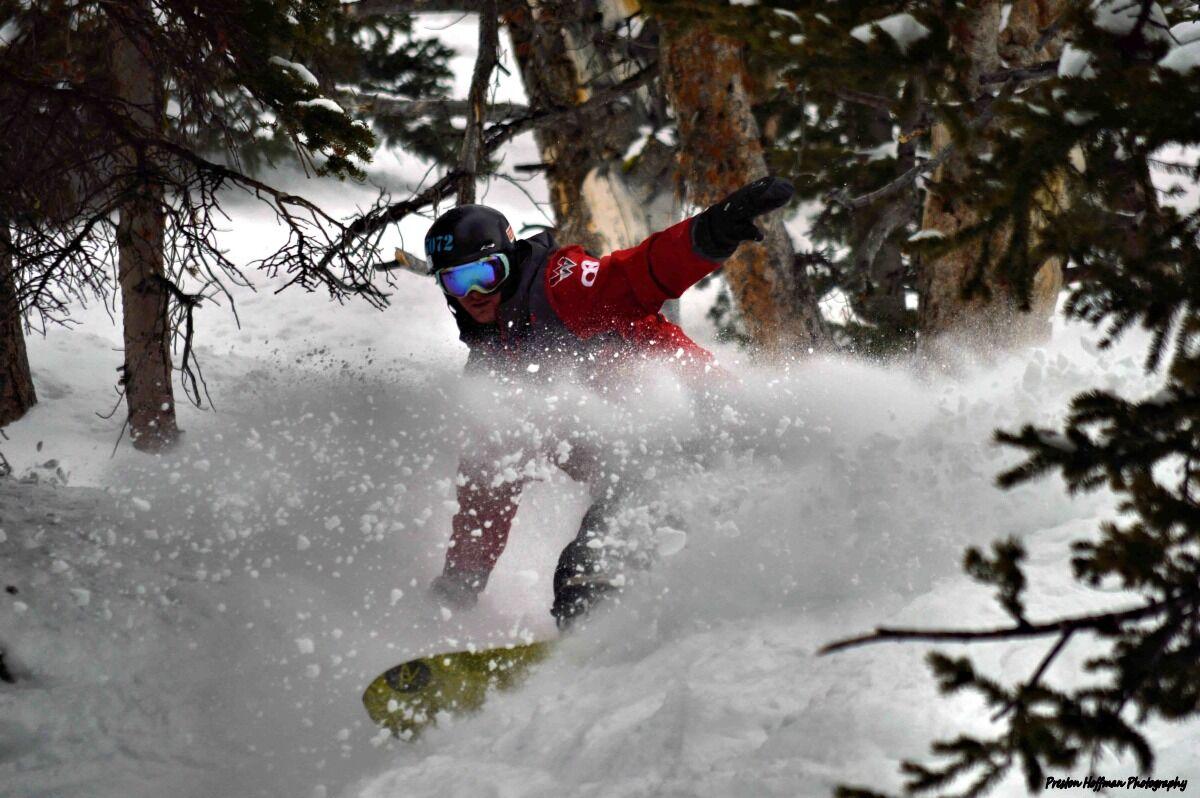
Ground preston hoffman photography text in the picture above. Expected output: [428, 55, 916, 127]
[1046, 776, 1189, 793]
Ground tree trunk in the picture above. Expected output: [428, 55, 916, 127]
[503, 1, 685, 319]
[918, 0, 1066, 352]
[111, 17, 179, 451]
[847, 105, 912, 336]
[0, 233, 36, 427]
[661, 22, 827, 353]
[503, 1, 617, 253]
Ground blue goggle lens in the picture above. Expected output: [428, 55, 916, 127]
[437, 254, 510, 298]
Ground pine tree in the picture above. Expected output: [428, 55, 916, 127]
[641, 1, 1116, 356]
[211, 5, 458, 172]
[0, 233, 35, 427]
[659, 15, 830, 351]
[817, 2, 1200, 793]
[644, 0, 928, 353]
[1, 0, 376, 449]
[321, 1, 669, 278]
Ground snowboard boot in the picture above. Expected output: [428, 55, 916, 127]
[428, 570, 487, 611]
[551, 535, 622, 631]
[552, 575, 620, 631]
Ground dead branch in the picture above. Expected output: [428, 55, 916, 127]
[341, 0, 483, 16]
[317, 62, 659, 263]
[979, 59, 1059, 85]
[818, 599, 1174, 656]
[834, 88, 897, 113]
[480, 62, 657, 148]
[342, 93, 526, 120]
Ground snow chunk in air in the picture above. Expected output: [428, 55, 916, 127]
[851, 13, 930, 53]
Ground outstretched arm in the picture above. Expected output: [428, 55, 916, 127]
[545, 177, 795, 338]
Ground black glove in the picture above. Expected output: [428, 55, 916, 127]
[691, 176, 795, 260]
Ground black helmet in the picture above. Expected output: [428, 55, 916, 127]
[424, 204, 516, 273]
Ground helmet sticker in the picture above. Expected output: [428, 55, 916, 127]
[506, 225, 515, 242]
[425, 234, 454, 257]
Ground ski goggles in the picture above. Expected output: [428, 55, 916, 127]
[435, 253, 511, 298]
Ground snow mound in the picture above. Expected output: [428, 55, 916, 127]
[1159, 40, 1200, 74]
[270, 55, 320, 87]
[347, 329, 1199, 798]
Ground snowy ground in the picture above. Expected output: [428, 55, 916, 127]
[3, 14, 1200, 798]
[6, 225, 1196, 797]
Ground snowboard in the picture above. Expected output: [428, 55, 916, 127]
[362, 640, 554, 738]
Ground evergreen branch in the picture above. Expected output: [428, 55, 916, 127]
[317, 168, 467, 269]
[990, 629, 1075, 721]
[818, 599, 1174, 655]
[143, 139, 343, 228]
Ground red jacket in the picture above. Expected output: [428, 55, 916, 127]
[444, 216, 723, 579]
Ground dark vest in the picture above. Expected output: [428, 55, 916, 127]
[449, 233, 615, 379]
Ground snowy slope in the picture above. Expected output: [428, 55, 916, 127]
[3, 13, 1199, 798]
[7, 278, 1194, 797]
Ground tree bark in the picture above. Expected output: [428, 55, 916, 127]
[111, 17, 179, 451]
[455, 0, 499, 204]
[661, 22, 827, 352]
[918, 0, 1066, 352]
[502, 0, 652, 254]
[847, 105, 912, 335]
[0, 231, 36, 427]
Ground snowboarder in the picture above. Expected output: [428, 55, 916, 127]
[426, 176, 795, 627]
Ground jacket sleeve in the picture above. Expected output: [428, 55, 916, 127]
[544, 216, 723, 339]
[620, 313, 716, 378]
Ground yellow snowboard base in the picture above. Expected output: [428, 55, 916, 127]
[362, 641, 554, 739]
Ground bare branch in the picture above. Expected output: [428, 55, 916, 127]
[834, 77, 1017, 210]
[834, 88, 897, 113]
[481, 62, 657, 148]
[341, 93, 526, 120]
[319, 62, 659, 260]
[341, 0, 482, 17]
[834, 144, 955, 210]
[376, 248, 430, 275]
[818, 599, 1173, 656]
[979, 59, 1059, 85]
